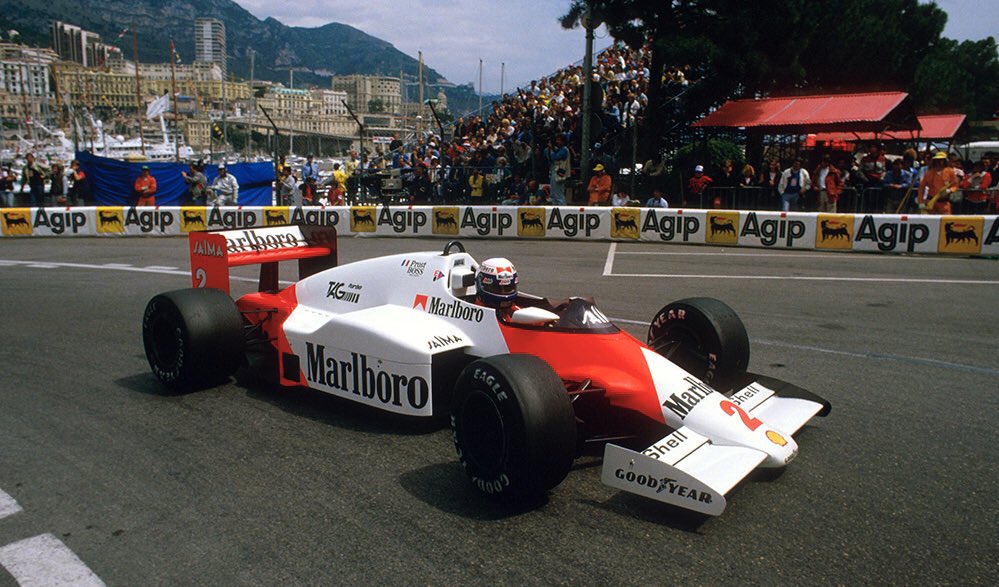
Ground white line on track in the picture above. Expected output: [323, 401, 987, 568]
[614, 250, 949, 260]
[0, 259, 292, 286]
[0, 534, 105, 587]
[752, 338, 999, 376]
[4, 257, 994, 374]
[602, 242, 617, 276]
[607, 273, 999, 285]
[610, 317, 999, 376]
[0, 490, 21, 520]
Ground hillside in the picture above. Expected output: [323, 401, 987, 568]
[1, 0, 451, 94]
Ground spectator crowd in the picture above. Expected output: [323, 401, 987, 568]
[2, 37, 995, 216]
[684, 145, 998, 215]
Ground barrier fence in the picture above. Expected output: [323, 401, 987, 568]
[2, 204, 997, 256]
[697, 186, 999, 215]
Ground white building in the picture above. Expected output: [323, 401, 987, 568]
[332, 75, 401, 115]
[50, 21, 115, 68]
[194, 18, 226, 79]
[0, 43, 57, 126]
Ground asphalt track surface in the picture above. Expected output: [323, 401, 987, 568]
[1, 236, 997, 585]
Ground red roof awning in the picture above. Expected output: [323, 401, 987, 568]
[691, 92, 922, 133]
[809, 114, 967, 142]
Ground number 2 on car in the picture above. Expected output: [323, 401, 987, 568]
[719, 400, 763, 431]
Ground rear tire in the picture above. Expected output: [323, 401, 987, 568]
[451, 354, 576, 501]
[142, 288, 244, 390]
[647, 297, 749, 391]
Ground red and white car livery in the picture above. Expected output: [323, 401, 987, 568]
[142, 225, 830, 516]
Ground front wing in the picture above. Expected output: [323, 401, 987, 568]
[600, 378, 827, 516]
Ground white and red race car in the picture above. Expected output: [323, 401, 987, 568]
[142, 224, 830, 515]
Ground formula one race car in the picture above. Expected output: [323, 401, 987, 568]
[142, 225, 830, 515]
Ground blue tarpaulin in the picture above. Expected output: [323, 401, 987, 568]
[76, 152, 275, 206]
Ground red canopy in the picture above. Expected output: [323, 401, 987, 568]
[809, 114, 967, 142]
[691, 92, 922, 133]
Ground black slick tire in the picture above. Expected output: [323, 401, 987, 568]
[451, 354, 576, 501]
[647, 297, 750, 390]
[142, 288, 244, 390]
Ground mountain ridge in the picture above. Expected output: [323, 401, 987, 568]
[0, 0, 448, 89]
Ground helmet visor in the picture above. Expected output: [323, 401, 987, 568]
[490, 281, 517, 296]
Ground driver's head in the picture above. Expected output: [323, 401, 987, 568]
[475, 257, 518, 308]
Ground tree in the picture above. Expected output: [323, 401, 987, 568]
[367, 98, 385, 113]
[560, 0, 955, 156]
[912, 37, 999, 120]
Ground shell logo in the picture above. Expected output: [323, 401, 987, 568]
[766, 430, 787, 447]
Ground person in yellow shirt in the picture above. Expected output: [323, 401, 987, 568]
[587, 163, 612, 205]
[918, 151, 958, 215]
[469, 169, 484, 199]
[329, 162, 348, 205]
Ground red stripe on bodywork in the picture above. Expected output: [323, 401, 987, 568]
[499, 324, 665, 424]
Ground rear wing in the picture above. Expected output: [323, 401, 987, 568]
[188, 224, 338, 294]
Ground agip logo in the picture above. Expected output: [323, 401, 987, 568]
[350, 206, 377, 233]
[705, 212, 739, 244]
[432, 207, 459, 235]
[610, 208, 640, 240]
[938, 216, 982, 254]
[179, 207, 207, 233]
[95, 207, 125, 233]
[1, 209, 32, 235]
[264, 207, 289, 226]
[517, 208, 546, 237]
[815, 214, 854, 250]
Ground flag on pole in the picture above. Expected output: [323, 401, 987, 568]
[111, 28, 129, 45]
[145, 92, 171, 119]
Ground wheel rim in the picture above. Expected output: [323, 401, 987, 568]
[148, 312, 182, 371]
[458, 391, 506, 477]
[651, 325, 710, 377]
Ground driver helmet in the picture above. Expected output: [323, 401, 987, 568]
[475, 257, 519, 308]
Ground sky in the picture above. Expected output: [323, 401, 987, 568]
[236, 0, 994, 94]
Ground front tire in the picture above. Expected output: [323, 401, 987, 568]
[142, 288, 244, 390]
[647, 297, 750, 391]
[451, 354, 576, 501]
